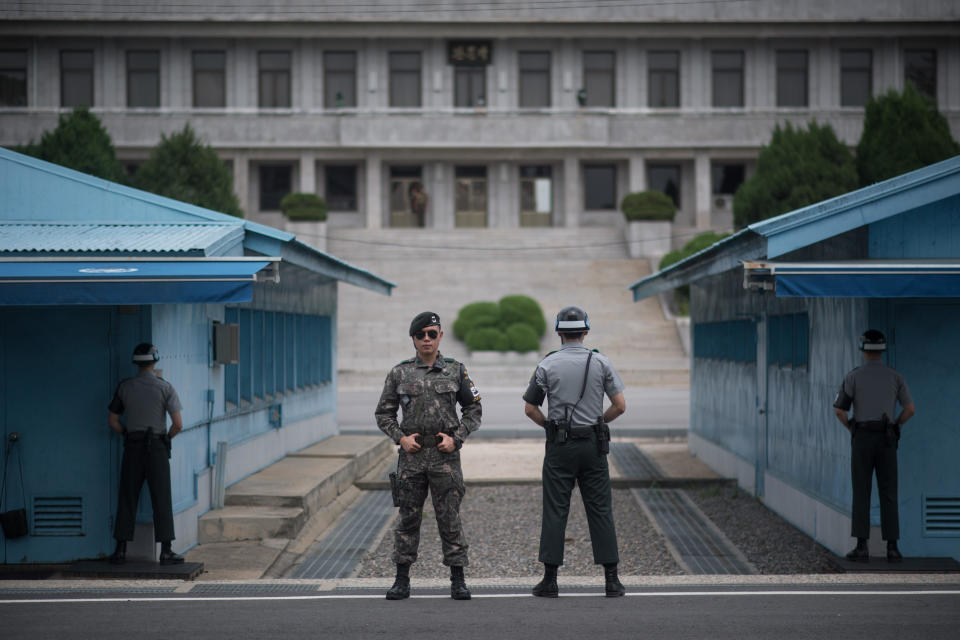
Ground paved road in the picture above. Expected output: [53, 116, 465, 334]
[338, 386, 690, 438]
[3, 583, 959, 640]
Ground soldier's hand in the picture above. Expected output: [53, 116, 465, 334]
[437, 432, 456, 453]
[400, 434, 421, 453]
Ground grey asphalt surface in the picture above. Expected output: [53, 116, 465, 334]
[3, 584, 960, 640]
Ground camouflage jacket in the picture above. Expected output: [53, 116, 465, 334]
[375, 351, 481, 446]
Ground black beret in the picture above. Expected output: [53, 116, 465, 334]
[410, 311, 441, 336]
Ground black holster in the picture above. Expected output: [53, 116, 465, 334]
[389, 471, 401, 507]
[545, 419, 568, 444]
[883, 414, 900, 449]
[593, 419, 611, 456]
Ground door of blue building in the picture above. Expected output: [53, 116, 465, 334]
[0, 307, 116, 563]
[892, 302, 960, 560]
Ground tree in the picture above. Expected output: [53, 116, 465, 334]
[132, 124, 243, 217]
[733, 121, 858, 229]
[856, 85, 960, 187]
[16, 107, 126, 183]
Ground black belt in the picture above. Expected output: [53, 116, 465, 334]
[854, 420, 886, 432]
[567, 427, 595, 440]
[125, 430, 160, 442]
[414, 434, 443, 448]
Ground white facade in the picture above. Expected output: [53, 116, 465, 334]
[1, 2, 958, 244]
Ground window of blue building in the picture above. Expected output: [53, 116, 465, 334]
[693, 319, 756, 363]
[768, 312, 808, 369]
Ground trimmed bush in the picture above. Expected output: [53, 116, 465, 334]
[453, 301, 501, 340]
[466, 327, 511, 352]
[506, 323, 540, 353]
[620, 190, 676, 222]
[659, 249, 686, 271]
[499, 295, 547, 337]
[281, 192, 327, 221]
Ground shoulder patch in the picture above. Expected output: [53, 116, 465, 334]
[592, 348, 600, 353]
[444, 357, 455, 362]
[397, 357, 416, 366]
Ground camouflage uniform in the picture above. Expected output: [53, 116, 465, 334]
[375, 351, 481, 567]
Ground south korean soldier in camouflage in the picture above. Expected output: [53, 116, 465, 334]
[376, 311, 482, 601]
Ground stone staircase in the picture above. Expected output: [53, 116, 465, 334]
[328, 227, 689, 391]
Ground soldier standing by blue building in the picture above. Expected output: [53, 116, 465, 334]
[523, 306, 627, 597]
[375, 312, 482, 601]
[833, 329, 916, 563]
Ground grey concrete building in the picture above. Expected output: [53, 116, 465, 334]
[1, 1, 958, 244]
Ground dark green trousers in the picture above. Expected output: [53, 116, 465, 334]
[114, 439, 175, 543]
[539, 437, 619, 566]
[851, 430, 899, 540]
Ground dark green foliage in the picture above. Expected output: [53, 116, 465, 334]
[132, 124, 243, 217]
[505, 323, 540, 353]
[733, 121, 858, 229]
[658, 232, 731, 271]
[466, 327, 511, 352]
[620, 190, 677, 222]
[281, 192, 328, 221]
[18, 107, 126, 183]
[856, 85, 960, 187]
[499, 295, 547, 337]
[453, 302, 501, 340]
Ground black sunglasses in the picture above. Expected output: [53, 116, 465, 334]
[414, 329, 440, 340]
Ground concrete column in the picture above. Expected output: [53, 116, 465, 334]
[694, 152, 712, 231]
[299, 39, 314, 110]
[628, 152, 646, 193]
[299, 153, 316, 194]
[688, 39, 704, 109]
[563, 155, 581, 228]
[431, 163, 455, 229]
[233, 153, 250, 216]
[491, 162, 513, 228]
[365, 154, 382, 229]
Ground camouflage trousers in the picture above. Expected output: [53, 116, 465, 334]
[393, 447, 468, 567]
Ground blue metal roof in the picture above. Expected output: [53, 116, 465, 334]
[0, 223, 243, 255]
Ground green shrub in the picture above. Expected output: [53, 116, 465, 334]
[659, 249, 685, 271]
[281, 192, 327, 221]
[499, 295, 547, 337]
[466, 327, 510, 352]
[620, 190, 676, 222]
[505, 323, 540, 352]
[453, 302, 501, 340]
[681, 232, 731, 255]
[658, 232, 730, 317]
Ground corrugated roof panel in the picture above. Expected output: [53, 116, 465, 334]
[0, 224, 244, 255]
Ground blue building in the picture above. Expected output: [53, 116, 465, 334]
[630, 155, 960, 560]
[0, 148, 393, 564]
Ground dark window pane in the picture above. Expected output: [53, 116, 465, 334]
[583, 50, 615, 107]
[193, 50, 225, 107]
[519, 51, 550, 107]
[325, 165, 357, 211]
[904, 49, 936, 101]
[711, 163, 745, 194]
[324, 51, 356, 108]
[390, 52, 421, 107]
[61, 50, 93, 107]
[648, 164, 681, 207]
[259, 164, 292, 211]
[519, 165, 552, 214]
[648, 50, 679, 108]
[127, 50, 159, 107]
[776, 50, 807, 107]
[584, 164, 616, 210]
[712, 50, 743, 107]
[390, 165, 422, 179]
[454, 67, 485, 107]
[840, 49, 872, 107]
[0, 50, 27, 106]
[259, 51, 291, 108]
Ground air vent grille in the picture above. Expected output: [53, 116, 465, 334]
[924, 496, 960, 537]
[32, 496, 84, 536]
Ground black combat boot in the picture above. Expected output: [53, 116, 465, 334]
[159, 542, 185, 565]
[845, 538, 869, 563]
[450, 565, 472, 600]
[109, 540, 127, 565]
[532, 563, 559, 598]
[386, 563, 411, 600]
[887, 540, 903, 563]
[603, 563, 626, 597]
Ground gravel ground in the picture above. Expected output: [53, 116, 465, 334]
[355, 483, 840, 579]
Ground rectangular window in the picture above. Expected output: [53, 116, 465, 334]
[285, 313, 296, 391]
[127, 50, 159, 107]
[583, 51, 615, 107]
[325, 165, 358, 211]
[840, 49, 872, 107]
[768, 312, 808, 369]
[518, 51, 550, 108]
[258, 51, 291, 108]
[239, 309, 252, 404]
[583, 164, 617, 210]
[776, 50, 807, 107]
[324, 51, 356, 108]
[520, 165, 552, 227]
[648, 50, 679, 108]
[389, 165, 425, 227]
[389, 51, 421, 107]
[904, 49, 937, 101]
[60, 50, 94, 107]
[711, 162, 745, 195]
[193, 50, 226, 108]
[712, 50, 744, 107]
[0, 50, 28, 107]
[259, 164, 293, 211]
[454, 66, 486, 107]
[274, 311, 285, 394]
[252, 311, 264, 400]
[454, 165, 488, 227]
[693, 319, 756, 364]
[647, 164, 681, 207]
[224, 308, 239, 407]
[264, 312, 276, 397]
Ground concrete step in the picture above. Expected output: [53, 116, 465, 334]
[198, 505, 307, 543]
[288, 434, 395, 478]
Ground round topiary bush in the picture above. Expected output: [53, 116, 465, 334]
[498, 295, 547, 337]
[505, 323, 540, 352]
[466, 327, 510, 352]
[620, 190, 676, 222]
[281, 192, 328, 221]
[453, 301, 501, 340]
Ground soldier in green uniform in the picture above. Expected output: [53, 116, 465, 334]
[107, 343, 184, 565]
[375, 312, 482, 601]
[833, 329, 915, 563]
[523, 306, 627, 598]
